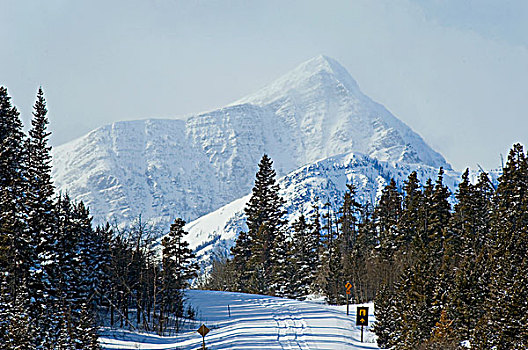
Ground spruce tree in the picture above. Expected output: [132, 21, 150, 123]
[473, 144, 528, 349]
[244, 155, 285, 235]
[0, 87, 34, 347]
[338, 184, 362, 252]
[398, 171, 424, 257]
[269, 226, 292, 297]
[159, 218, 198, 334]
[231, 154, 285, 294]
[374, 179, 402, 261]
[374, 283, 404, 349]
[448, 169, 493, 342]
[0, 86, 28, 304]
[372, 179, 404, 292]
[43, 195, 102, 348]
[376, 170, 453, 349]
[229, 230, 252, 292]
[349, 204, 377, 302]
[24, 87, 57, 346]
[315, 201, 343, 304]
[289, 214, 319, 299]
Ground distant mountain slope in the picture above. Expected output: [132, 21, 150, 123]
[52, 55, 450, 227]
[183, 151, 459, 269]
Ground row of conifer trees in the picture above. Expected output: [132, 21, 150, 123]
[203, 146, 528, 349]
[204, 153, 402, 301]
[0, 87, 199, 348]
[374, 144, 528, 349]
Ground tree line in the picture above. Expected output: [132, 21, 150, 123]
[0, 87, 199, 349]
[3, 84, 527, 349]
[203, 148, 528, 349]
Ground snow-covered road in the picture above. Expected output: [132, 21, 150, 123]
[100, 290, 380, 349]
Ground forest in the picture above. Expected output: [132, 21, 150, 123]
[202, 147, 528, 349]
[0, 88, 198, 348]
[2, 86, 528, 349]
[204, 150, 528, 349]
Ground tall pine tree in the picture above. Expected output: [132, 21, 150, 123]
[231, 154, 286, 295]
[159, 218, 198, 334]
[24, 87, 57, 346]
[473, 144, 528, 349]
[0, 87, 33, 347]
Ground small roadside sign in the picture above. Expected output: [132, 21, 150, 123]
[345, 282, 352, 314]
[197, 324, 210, 349]
[197, 324, 210, 337]
[356, 306, 369, 343]
[356, 307, 368, 326]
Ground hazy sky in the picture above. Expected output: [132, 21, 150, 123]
[1, 0, 527, 171]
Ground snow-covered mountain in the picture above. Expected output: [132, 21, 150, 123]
[52, 55, 451, 228]
[184, 151, 460, 268]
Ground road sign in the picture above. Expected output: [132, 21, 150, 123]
[356, 307, 368, 326]
[345, 282, 352, 314]
[356, 306, 369, 343]
[345, 282, 352, 295]
[197, 324, 210, 337]
[197, 324, 210, 350]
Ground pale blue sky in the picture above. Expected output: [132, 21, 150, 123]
[1, 0, 527, 171]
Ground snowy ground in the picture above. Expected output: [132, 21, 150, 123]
[99, 290, 379, 349]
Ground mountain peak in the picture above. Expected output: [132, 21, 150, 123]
[234, 55, 360, 106]
[298, 55, 354, 80]
[52, 55, 451, 228]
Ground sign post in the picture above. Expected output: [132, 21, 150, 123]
[356, 307, 369, 343]
[197, 324, 210, 350]
[345, 282, 352, 315]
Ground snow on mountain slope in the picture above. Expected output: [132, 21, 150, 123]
[99, 289, 380, 349]
[52, 55, 451, 227]
[184, 151, 459, 268]
[234, 55, 449, 170]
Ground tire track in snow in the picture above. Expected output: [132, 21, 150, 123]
[257, 297, 311, 350]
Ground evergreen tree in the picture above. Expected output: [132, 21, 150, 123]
[473, 144, 528, 349]
[247, 223, 275, 294]
[374, 179, 402, 260]
[338, 184, 362, 252]
[373, 283, 404, 349]
[289, 214, 319, 299]
[229, 230, 252, 292]
[427, 168, 453, 316]
[375, 170, 453, 349]
[349, 204, 377, 302]
[371, 179, 404, 295]
[244, 155, 285, 235]
[0, 274, 36, 348]
[269, 226, 292, 297]
[0, 87, 34, 347]
[231, 154, 286, 294]
[398, 171, 424, 258]
[0, 86, 28, 306]
[159, 218, 198, 334]
[308, 201, 322, 294]
[44, 195, 101, 348]
[24, 87, 57, 347]
[448, 170, 493, 342]
[315, 201, 343, 304]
